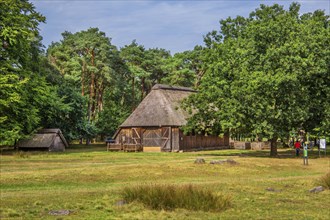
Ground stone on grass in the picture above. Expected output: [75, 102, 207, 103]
[266, 187, 282, 192]
[48, 210, 72, 216]
[210, 160, 226, 165]
[309, 186, 325, 193]
[226, 159, 239, 165]
[210, 159, 239, 165]
[194, 158, 205, 164]
[115, 200, 127, 206]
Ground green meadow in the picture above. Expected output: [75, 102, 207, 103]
[1, 146, 329, 219]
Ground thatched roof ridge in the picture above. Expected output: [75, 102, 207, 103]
[120, 84, 196, 127]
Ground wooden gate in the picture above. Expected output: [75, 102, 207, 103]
[131, 128, 141, 145]
[142, 127, 171, 151]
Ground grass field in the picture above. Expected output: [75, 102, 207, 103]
[1, 145, 329, 219]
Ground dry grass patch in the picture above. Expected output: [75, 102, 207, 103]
[317, 172, 330, 189]
[121, 184, 231, 212]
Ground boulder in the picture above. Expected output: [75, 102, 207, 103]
[309, 186, 325, 193]
[265, 187, 282, 192]
[210, 160, 226, 165]
[194, 158, 205, 164]
[115, 200, 127, 206]
[48, 210, 72, 216]
[210, 159, 239, 165]
[226, 159, 239, 165]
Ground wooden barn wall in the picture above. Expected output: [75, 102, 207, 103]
[115, 127, 229, 152]
[115, 127, 173, 152]
[179, 131, 229, 151]
[171, 128, 180, 151]
[115, 128, 142, 145]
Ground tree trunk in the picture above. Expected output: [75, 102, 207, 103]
[81, 62, 85, 96]
[91, 79, 97, 121]
[195, 70, 205, 88]
[89, 49, 95, 121]
[270, 136, 278, 157]
[141, 77, 145, 101]
[98, 86, 104, 112]
[132, 75, 135, 111]
[87, 101, 91, 123]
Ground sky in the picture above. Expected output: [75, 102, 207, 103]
[31, 0, 329, 54]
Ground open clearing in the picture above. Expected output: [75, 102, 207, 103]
[0, 146, 329, 219]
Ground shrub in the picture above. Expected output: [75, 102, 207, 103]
[317, 172, 330, 189]
[121, 184, 231, 212]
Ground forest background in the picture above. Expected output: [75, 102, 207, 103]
[0, 0, 329, 156]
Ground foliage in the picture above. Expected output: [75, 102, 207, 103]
[122, 184, 231, 212]
[120, 40, 171, 104]
[0, 0, 55, 144]
[47, 28, 119, 123]
[162, 45, 206, 88]
[2, 1, 328, 149]
[96, 99, 130, 138]
[183, 3, 329, 156]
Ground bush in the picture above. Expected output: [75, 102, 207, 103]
[317, 172, 330, 189]
[121, 184, 231, 212]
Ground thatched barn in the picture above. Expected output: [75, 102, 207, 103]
[17, 129, 68, 151]
[110, 84, 229, 152]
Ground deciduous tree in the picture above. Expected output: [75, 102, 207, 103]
[184, 3, 329, 156]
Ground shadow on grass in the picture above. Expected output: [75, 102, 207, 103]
[0, 144, 107, 155]
[197, 148, 330, 159]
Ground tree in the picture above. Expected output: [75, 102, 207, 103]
[47, 28, 138, 143]
[162, 46, 206, 88]
[38, 58, 87, 142]
[0, 0, 47, 144]
[48, 28, 118, 124]
[120, 41, 170, 106]
[183, 3, 329, 156]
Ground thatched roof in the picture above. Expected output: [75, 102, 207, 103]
[120, 84, 196, 127]
[17, 129, 68, 148]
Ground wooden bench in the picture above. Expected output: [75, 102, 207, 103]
[107, 143, 122, 151]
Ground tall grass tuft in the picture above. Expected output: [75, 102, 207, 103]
[121, 184, 231, 212]
[317, 172, 330, 189]
[13, 151, 30, 158]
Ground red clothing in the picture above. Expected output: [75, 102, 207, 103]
[294, 142, 301, 149]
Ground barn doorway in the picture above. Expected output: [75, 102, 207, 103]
[142, 127, 171, 152]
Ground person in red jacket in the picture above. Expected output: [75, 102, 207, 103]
[294, 140, 301, 156]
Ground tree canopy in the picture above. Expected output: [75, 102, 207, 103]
[0, 0, 68, 144]
[1, 1, 328, 151]
[183, 3, 329, 156]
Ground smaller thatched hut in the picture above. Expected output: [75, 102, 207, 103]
[17, 129, 68, 151]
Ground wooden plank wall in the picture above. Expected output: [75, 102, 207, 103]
[171, 128, 180, 151]
[115, 127, 230, 152]
[180, 132, 229, 151]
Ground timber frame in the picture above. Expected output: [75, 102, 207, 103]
[108, 127, 229, 152]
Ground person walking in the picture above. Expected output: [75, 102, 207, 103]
[294, 140, 301, 157]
